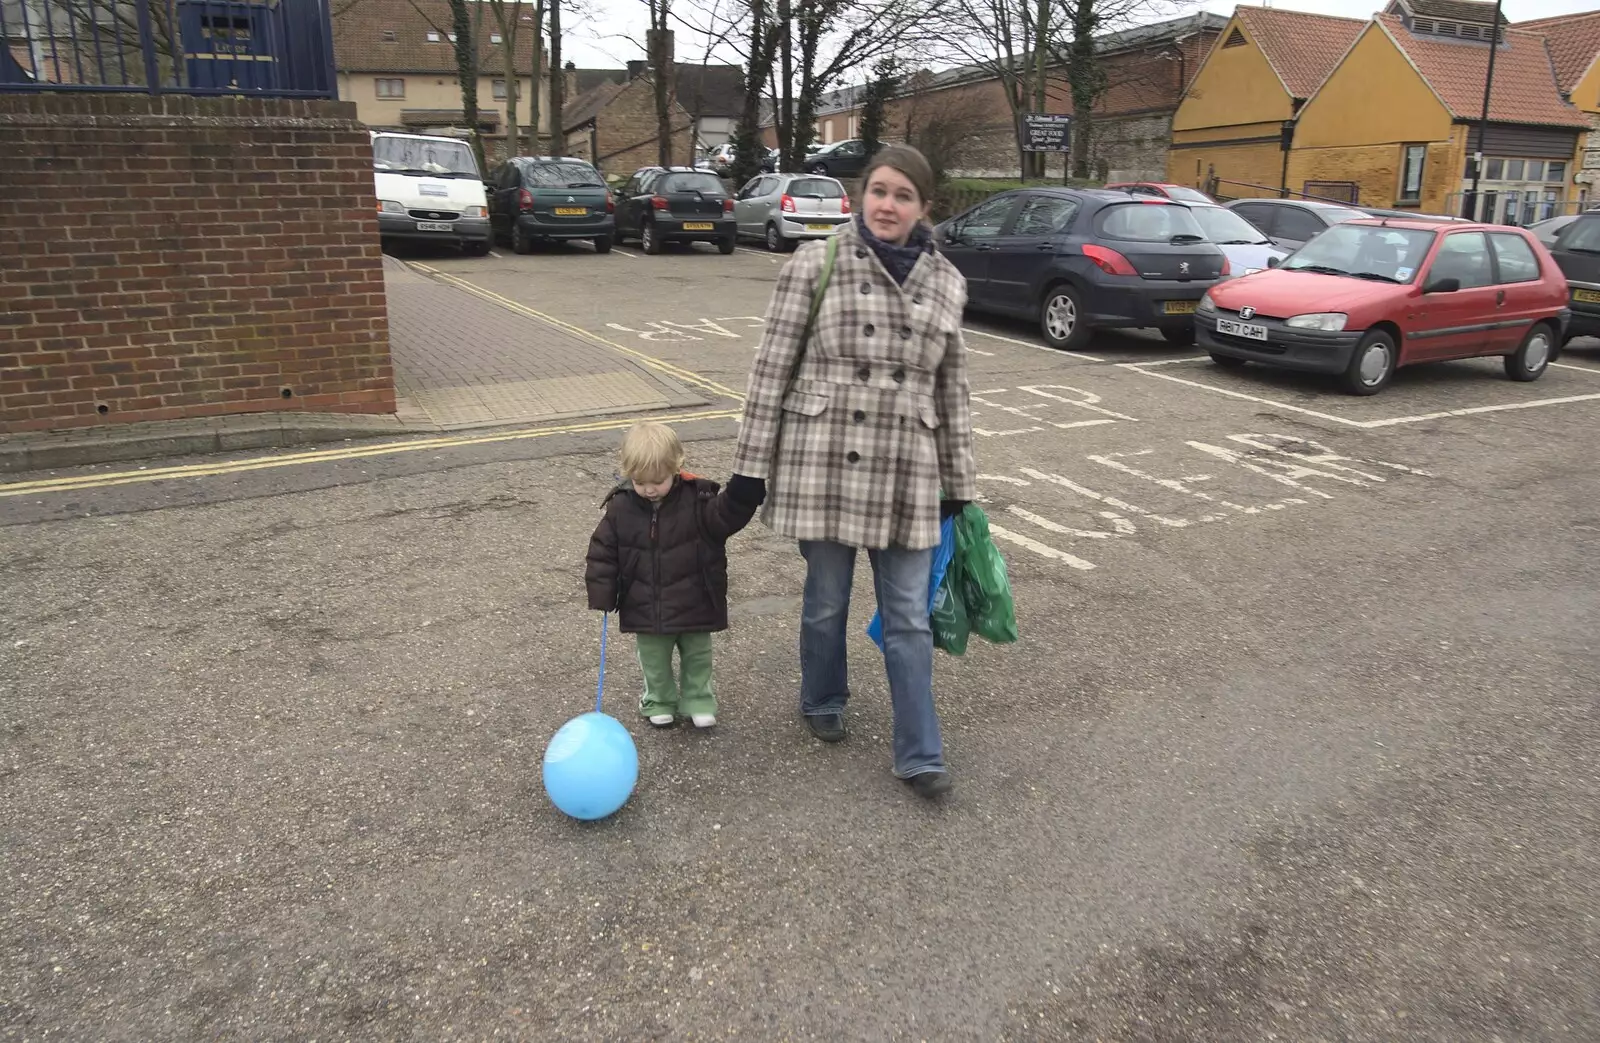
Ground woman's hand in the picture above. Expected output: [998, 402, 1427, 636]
[939, 498, 968, 521]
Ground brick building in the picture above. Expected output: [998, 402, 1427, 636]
[332, 0, 547, 159]
[1515, 10, 1600, 202]
[765, 12, 1225, 181]
[563, 71, 695, 175]
[573, 61, 745, 150]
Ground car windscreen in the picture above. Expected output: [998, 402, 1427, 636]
[660, 173, 726, 195]
[1190, 206, 1270, 244]
[1559, 216, 1600, 252]
[1095, 202, 1207, 242]
[372, 136, 478, 178]
[1320, 207, 1370, 225]
[1280, 224, 1435, 283]
[524, 161, 605, 188]
[1164, 186, 1213, 204]
[787, 178, 843, 199]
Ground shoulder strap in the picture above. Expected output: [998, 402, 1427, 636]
[800, 235, 839, 348]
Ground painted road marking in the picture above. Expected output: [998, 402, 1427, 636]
[987, 524, 1098, 570]
[1123, 357, 1600, 428]
[0, 409, 743, 498]
[409, 264, 746, 402]
[963, 327, 1106, 363]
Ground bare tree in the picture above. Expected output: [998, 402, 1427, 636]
[899, 71, 994, 188]
[1054, 0, 1171, 179]
[549, 0, 565, 154]
[935, 0, 1062, 179]
[487, 0, 541, 158]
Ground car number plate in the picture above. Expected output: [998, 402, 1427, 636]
[1217, 317, 1269, 341]
[416, 221, 453, 232]
[683, 222, 714, 231]
[805, 222, 834, 232]
[1163, 300, 1197, 315]
[554, 207, 588, 216]
[1572, 288, 1600, 303]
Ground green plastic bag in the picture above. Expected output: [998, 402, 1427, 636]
[953, 503, 1019, 645]
[930, 562, 970, 655]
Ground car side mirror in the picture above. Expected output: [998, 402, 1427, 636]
[1266, 256, 1281, 268]
[1424, 276, 1461, 294]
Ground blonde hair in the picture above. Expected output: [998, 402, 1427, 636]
[618, 421, 684, 481]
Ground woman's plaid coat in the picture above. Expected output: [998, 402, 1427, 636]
[731, 221, 977, 551]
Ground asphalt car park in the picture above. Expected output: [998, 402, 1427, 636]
[7, 239, 1600, 1040]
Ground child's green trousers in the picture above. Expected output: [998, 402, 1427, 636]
[634, 632, 716, 718]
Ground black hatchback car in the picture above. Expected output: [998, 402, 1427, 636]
[614, 167, 737, 254]
[936, 188, 1228, 349]
[1548, 212, 1600, 340]
[487, 156, 614, 254]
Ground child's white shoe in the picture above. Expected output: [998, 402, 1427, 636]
[690, 713, 717, 729]
[648, 714, 675, 727]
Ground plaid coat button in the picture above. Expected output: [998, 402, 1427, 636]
[892, 368, 905, 383]
[860, 282, 871, 294]
[847, 451, 861, 463]
[857, 365, 870, 380]
[864, 323, 875, 335]
[853, 410, 866, 422]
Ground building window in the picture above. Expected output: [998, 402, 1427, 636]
[381, 29, 397, 42]
[1223, 27, 1245, 47]
[447, 33, 457, 42]
[376, 77, 405, 99]
[1399, 143, 1426, 203]
[493, 79, 508, 100]
[426, 30, 440, 42]
[490, 33, 502, 44]
[1547, 161, 1567, 182]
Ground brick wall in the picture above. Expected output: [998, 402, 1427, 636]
[0, 93, 394, 434]
[569, 76, 695, 176]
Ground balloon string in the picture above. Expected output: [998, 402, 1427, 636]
[596, 611, 608, 714]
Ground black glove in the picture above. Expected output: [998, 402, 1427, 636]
[940, 498, 968, 520]
[727, 474, 767, 507]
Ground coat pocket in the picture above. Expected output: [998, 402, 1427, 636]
[781, 386, 831, 416]
[916, 399, 942, 430]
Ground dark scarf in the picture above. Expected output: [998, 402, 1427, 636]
[855, 214, 932, 286]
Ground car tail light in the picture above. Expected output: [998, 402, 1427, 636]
[1139, 198, 1169, 205]
[518, 189, 533, 212]
[606, 194, 615, 214]
[651, 196, 669, 211]
[1082, 244, 1137, 276]
[841, 195, 851, 214]
[780, 194, 796, 213]
[723, 197, 735, 213]
[1220, 255, 1231, 276]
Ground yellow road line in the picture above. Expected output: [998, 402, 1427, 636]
[409, 263, 748, 402]
[1, 408, 742, 497]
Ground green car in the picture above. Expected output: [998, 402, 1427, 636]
[488, 156, 615, 254]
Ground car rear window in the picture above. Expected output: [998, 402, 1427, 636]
[524, 160, 605, 188]
[1164, 186, 1213, 204]
[660, 173, 726, 194]
[1559, 216, 1600, 252]
[1096, 203, 1206, 242]
[787, 178, 843, 199]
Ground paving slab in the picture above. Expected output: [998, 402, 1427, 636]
[0, 257, 707, 473]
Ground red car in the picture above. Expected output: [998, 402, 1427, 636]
[1104, 182, 1217, 205]
[1195, 219, 1570, 395]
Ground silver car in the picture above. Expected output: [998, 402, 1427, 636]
[732, 173, 850, 252]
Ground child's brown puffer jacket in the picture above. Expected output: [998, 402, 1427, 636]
[584, 475, 758, 634]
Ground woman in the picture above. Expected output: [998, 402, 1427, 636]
[727, 144, 977, 798]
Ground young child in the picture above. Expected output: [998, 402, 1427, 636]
[584, 422, 764, 728]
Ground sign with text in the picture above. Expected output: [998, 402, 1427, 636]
[1019, 113, 1073, 153]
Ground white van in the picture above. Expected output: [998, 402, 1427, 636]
[371, 131, 492, 255]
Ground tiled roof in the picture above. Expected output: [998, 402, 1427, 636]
[1234, 6, 1367, 100]
[1515, 11, 1600, 92]
[1396, 0, 1509, 25]
[562, 80, 625, 132]
[1378, 14, 1589, 128]
[333, 0, 536, 75]
[572, 67, 626, 95]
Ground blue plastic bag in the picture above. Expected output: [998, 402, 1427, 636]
[867, 515, 957, 651]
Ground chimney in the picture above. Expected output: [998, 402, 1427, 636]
[564, 60, 577, 103]
[627, 60, 647, 81]
[647, 28, 675, 95]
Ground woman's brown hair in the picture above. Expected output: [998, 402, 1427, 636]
[860, 143, 936, 206]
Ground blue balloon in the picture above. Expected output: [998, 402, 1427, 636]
[542, 711, 639, 820]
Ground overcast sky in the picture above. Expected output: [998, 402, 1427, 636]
[558, 0, 1600, 74]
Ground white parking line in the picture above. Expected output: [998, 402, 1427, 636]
[1124, 358, 1600, 428]
[987, 524, 1098, 570]
[1552, 361, 1600, 375]
[964, 327, 1106, 363]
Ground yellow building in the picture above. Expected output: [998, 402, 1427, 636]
[1515, 10, 1600, 199]
[1167, 7, 1366, 198]
[1172, 0, 1596, 222]
[332, 0, 549, 160]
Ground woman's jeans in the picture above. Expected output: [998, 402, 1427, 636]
[798, 539, 944, 778]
